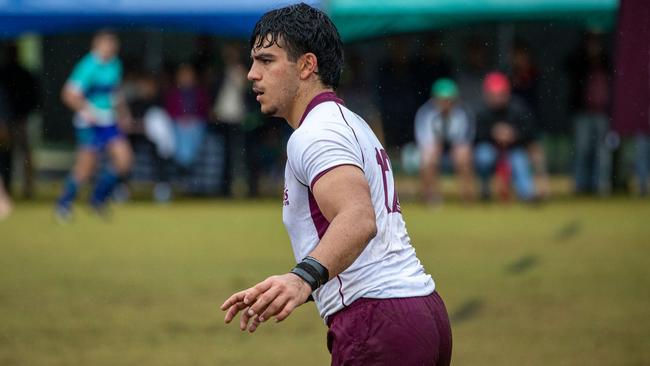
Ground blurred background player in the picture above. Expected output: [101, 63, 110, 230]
[55, 30, 133, 221]
[474, 72, 536, 202]
[414, 78, 475, 204]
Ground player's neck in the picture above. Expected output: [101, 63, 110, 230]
[286, 85, 333, 129]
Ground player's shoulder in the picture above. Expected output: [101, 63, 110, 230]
[288, 106, 351, 151]
[72, 53, 99, 74]
[79, 53, 100, 67]
[415, 100, 437, 119]
[303, 100, 347, 126]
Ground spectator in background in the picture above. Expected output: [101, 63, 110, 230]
[0, 85, 12, 220]
[55, 30, 133, 221]
[457, 37, 491, 116]
[0, 43, 40, 198]
[165, 63, 210, 170]
[213, 42, 248, 196]
[510, 40, 550, 198]
[567, 31, 612, 196]
[414, 78, 475, 204]
[474, 72, 536, 202]
[125, 72, 175, 202]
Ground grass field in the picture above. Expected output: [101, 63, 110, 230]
[1, 198, 649, 365]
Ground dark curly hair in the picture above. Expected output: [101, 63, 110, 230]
[250, 3, 344, 89]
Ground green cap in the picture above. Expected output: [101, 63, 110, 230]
[431, 78, 459, 99]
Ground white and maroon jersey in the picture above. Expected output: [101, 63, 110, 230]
[283, 92, 435, 321]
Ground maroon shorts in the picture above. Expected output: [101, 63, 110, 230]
[326, 292, 452, 366]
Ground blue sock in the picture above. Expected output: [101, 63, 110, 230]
[57, 177, 79, 209]
[91, 169, 120, 206]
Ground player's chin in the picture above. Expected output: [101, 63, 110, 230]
[261, 105, 279, 117]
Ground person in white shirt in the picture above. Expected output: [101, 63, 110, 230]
[414, 78, 476, 203]
[221, 4, 452, 365]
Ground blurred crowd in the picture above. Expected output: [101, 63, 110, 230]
[0, 27, 648, 217]
[337, 31, 648, 204]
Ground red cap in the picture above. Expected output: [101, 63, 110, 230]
[483, 72, 511, 94]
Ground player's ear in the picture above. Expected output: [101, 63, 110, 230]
[298, 53, 319, 81]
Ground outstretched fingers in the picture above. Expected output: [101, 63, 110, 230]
[258, 295, 290, 322]
[224, 301, 248, 324]
[221, 290, 247, 311]
[274, 300, 299, 323]
[221, 275, 306, 332]
[246, 286, 283, 320]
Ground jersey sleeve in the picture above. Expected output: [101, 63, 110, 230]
[288, 122, 364, 190]
[67, 56, 95, 94]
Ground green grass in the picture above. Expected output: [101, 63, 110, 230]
[1, 198, 649, 365]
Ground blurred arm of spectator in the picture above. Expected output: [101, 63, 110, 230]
[491, 122, 516, 147]
[490, 100, 535, 149]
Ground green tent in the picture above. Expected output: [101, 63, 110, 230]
[328, 0, 619, 41]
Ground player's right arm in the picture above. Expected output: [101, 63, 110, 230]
[221, 123, 375, 332]
[220, 166, 375, 333]
[61, 57, 96, 123]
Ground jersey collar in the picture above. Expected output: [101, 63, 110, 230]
[298, 91, 345, 127]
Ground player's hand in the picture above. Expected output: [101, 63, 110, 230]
[80, 108, 97, 125]
[220, 273, 312, 333]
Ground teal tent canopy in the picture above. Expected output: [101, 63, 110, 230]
[328, 0, 619, 41]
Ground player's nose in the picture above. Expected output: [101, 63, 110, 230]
[247, 65, 261, 81]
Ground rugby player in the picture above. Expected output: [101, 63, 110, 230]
[55, 30, 132, 220]
[221, 4, 452, 365]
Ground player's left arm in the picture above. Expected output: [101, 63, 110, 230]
[221, 165, 377, 332]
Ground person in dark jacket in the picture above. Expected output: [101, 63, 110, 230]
[0, 43, 40, 198]
[567, 31, 612, 196]
[474, 72, 536, 201]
